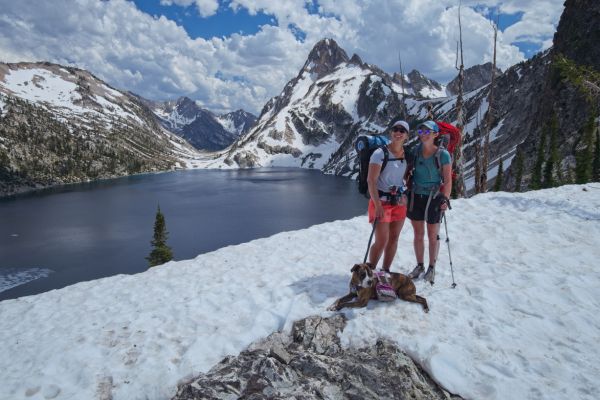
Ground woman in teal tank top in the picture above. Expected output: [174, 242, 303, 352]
[406, 121, 452, 285]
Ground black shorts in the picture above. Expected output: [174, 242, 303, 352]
[406, 192, 444, 224]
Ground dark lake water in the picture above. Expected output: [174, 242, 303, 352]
[0, 168, 367, 300]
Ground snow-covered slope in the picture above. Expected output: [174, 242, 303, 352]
[1, 184, 599, 400]
[0, 62, 200, 195]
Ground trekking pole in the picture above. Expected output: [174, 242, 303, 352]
[442, 213, 457, 288]
[363, 218, 378, 264]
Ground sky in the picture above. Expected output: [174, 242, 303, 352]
[0, 0, 565, 114]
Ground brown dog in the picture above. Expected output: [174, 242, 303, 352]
[328, 263, 429, 312]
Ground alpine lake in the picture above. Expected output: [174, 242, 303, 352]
[0, 168, 367, 300]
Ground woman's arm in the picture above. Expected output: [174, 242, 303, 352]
[442, 163, 452, 199]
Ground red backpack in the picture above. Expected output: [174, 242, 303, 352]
[435, 121, 461, 156]
[405, 121, 461, 190]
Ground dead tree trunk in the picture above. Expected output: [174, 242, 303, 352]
[481, 15, 499, 192]
[453, 2, 467, 198]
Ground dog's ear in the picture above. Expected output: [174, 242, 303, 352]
[351, 264, 360, 273]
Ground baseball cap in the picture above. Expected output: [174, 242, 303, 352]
[391, 120, 410, 133]
[418, 120, 439, 133]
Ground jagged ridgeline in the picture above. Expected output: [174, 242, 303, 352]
[201, 38, 506, 189]
[0, 62, 198, 196]
[204, 0, 599, 193]
[138, 95, 257, 151]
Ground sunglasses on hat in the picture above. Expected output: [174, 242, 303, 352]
[392, 127, 407, 133]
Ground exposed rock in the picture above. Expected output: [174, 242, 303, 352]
[172, 315, 461, 400]
[407, 69, 445, 97]
[302, 38, 350, 79]
[446, 62, 502, 95]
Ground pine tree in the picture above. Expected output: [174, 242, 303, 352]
[531, 127, 547, 189]
[593, 130, 600, 182]
[543, 115, 560, 188]
[575, 116, 595, 183]
[147, 205, 173, 267]
[514, 147, 524, 192]
[494, 157, 503, 191]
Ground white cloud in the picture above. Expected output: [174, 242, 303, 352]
[0, 0, 564, 114]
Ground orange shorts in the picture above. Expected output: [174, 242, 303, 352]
[368, 199, 407, 223]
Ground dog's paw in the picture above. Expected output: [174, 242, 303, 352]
[326, 303, 339, 312]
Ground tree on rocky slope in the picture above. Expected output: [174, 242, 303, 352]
[531, 128, 547, 190]
[575, 115, 596, 183]
[543, 113, 561, 188]
[593, 130, 600, 181]
[513, 147, 524, 192]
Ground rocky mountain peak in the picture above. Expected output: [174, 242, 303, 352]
[446, 62, 502, 95]
[174, 96, 201, 118]
[301, 38, 350, 78]
[407, 69, 444, 97]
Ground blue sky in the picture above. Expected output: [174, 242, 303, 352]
[0, 0, 564, 113]
[132, 0, 276, 38]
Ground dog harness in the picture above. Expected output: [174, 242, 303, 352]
[374, 271, 397, 302]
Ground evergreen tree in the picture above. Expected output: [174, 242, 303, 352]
[514, 147, 524, 192]
[531, 127, 547, 189]
[575, 116, 595, 183]
[593, 130, 600, 182]
[146, 205, 173, 267]
[494, 157, 503, 191]
[543, 115, 560, 188]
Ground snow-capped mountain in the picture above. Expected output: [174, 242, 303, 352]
[148, 96, 256, 151]
[200, 0, 599, 193]
[0, 62, 199, 196]
[392, 69, 447, 98]
[197, 38, 508, 184]
[201, 38, 408, 171]
[217, 109, 257, 136]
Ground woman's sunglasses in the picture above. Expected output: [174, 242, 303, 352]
[392, 127, 407, 133]
[417, 129, 433, 135]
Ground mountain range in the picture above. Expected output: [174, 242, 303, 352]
[2, 0, 597, 195]
[201, 0, 599, 193]
[140, 95, 256, 151]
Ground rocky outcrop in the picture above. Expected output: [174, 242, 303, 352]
[446, 62, 502, 95]
[0, 63, 197, 196]
[172, 315, 461, 400]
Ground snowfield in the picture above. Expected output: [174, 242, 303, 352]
[1, 184, 599, 400]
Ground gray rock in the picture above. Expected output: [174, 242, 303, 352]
[172, 315, 462, 400]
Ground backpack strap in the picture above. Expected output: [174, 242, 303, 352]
[381, 145, 389, 173]
[434, 148, 444, 184]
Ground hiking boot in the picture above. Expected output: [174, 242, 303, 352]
[423, 265, 435, 285]
[408, 264, 424, 279]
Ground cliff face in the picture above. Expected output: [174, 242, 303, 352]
[501, 0, 600, 190]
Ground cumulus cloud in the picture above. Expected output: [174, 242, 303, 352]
[0, 0, 564, 114]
